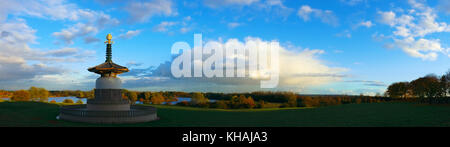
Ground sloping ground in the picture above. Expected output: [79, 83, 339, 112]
[0, 102, 449, 127]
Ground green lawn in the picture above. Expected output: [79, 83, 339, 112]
[0, 102, 449, 127]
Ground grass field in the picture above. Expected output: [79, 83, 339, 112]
[0, 102, 449, 127]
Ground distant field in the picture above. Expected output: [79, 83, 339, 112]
[0, 102, 449, 127]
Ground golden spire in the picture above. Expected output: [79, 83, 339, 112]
[105, 34, 113, 44]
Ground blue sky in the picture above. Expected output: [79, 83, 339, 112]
[0, 0, 449, 95]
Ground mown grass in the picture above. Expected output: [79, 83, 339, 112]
[0, 102, 449, 127]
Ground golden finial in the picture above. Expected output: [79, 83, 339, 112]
[105, 34, 113, 44]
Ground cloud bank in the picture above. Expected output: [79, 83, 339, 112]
[121, 37, 347, 92]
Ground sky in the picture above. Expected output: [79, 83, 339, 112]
[0, 0, 449, 95]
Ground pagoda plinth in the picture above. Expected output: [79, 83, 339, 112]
[59, 34, 158, 124]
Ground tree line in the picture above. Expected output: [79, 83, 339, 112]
[386, 70, 449, 104]
[4, 70, 449, 109]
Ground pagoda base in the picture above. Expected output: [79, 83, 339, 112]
[59, 105, 158, 124]
[87, 98, 131, 111]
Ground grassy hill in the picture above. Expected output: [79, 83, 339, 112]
[0, 102, 449, 127]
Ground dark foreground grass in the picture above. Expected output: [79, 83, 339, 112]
[0, 102, 449, 127]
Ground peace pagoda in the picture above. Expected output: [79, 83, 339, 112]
[59, 34, 158, 124]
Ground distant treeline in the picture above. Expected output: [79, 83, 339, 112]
[183, 92, 424, 109]
[2, 69, 448, 108]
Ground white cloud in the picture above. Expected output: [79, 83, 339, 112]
[124, 0, 177, 23]
[204, 0, 260, 8]
[378, 0, 450, 60]
[228, 22, 242, 29]
[53, 23, 98, 44]
[180, 27, 191, 33]
[153, 21, 178, 32]
[0, 0, 79, 22]
[336, 30, 352, 38]
[122, 37, 347, 92]
[297, 5, 339, 26]
[184, 16, 192, 21]
[378, 11, 397, 26]
[394, 37, 444, 60]
[153, 17, 194, 34]
[119, 30, 142, 39]
[52, 9, 119, 44]
[358, 21, 374, 28]
[340, 0, 365, 6]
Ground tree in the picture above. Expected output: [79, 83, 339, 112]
[441, 70, 450, 97]
[122, 89, 129, 100]
[29, 87, 40, 101]
[76, 90, 85, 98]
[298, 96, 319, 107]
[28, 87, 49, 102]
[11, 90, 31, 101]
[76, 99, 84, 104]
[258, 100, 265, 108]
[286, 93, 297, 107]
[243, 96, 256, 109]
[87, 89, 95, 99]
[191, 92, 209, 105]
[144, 92, 152, 101]
[386, 82, 410, 98]
[410, 75, 441, 103]
[128, 91, 138, 104]
[150, 93, 165, 104]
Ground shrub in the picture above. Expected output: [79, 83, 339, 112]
[63, 99, 74, 104]
[258, 100, 265, 108]
[177, 101, 189, 106]
[215, 100, 228, 109]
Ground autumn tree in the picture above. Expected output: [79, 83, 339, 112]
[243, 96, 256, 109]
[286, 93, 298, 107]
[386, 82, 410, 98]
[28, 87, 49, 102]
[128, 91, 138, 104]
[11, 90, 31, 101]
[191, 92, 209, 105]
[144, 92, 151, 100]
[411, 75, 441, 98]
[122, 89, 129, 100]
[150, 92, 165, 104]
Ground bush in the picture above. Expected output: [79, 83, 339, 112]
[49, 100, 56, 104]
[213, 100, 228, 109]
[258, 100, 265, 108]
[76, 99, 83, 104]
[177, 101, 190, 106]
[63, 99, 74, 104]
